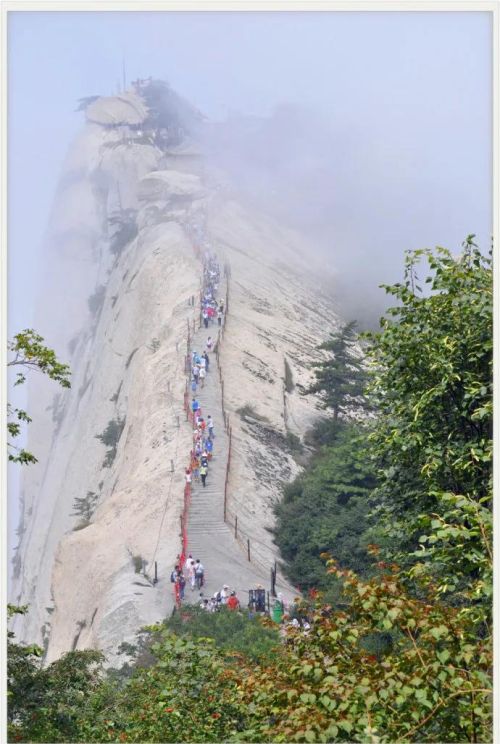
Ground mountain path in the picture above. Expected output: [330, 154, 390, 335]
[184, 270, 285, 607]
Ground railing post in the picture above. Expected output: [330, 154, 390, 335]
[154, 561, 158, 585]
[235, 516, 238, 539]
[247, 539, 251, 562]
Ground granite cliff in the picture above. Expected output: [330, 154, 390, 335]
[10, 82, 340, 663]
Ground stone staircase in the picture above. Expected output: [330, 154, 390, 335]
[185, 275, 278, 607]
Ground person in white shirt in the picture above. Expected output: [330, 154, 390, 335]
[185, 559, 196, 590]
[199, 366, 206, 388]
[194, 559, 205, 588]
[220, 585, 230, 605]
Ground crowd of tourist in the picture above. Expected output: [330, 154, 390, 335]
[171, 244, 307, 629]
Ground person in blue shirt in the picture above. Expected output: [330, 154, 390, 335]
[192, 397, 200, 413]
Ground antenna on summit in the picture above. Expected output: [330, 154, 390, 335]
[122, 56, 127, 93]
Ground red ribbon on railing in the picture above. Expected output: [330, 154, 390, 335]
[181, 481, 191, 567]
[174, 480, 191, 608]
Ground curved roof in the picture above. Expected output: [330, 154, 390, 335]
[85, 92, 149, 126]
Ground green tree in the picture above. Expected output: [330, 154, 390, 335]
[72, 490, 99, 525]
[8, 605, 104, 743]
[229, 557, 492, 743]
[96, 417, 126, 468]
[7, 329, 71, 464]
[80, 630, 249, 743]
[274, 423, 377, 592]
[7, 605, 44, 732]
[364, 237, 492, 609]
[305, 321, 368, 421]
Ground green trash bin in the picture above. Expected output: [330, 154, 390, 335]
[272, 600, 284, 624]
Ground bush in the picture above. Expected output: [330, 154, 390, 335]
[72, 491, 99, 522]
[304, 416, 344, 447]
[285, 431, 303, 453]
[284, 357, 294, 393]
[274, 423, 377, 592]
[87, 285, 106, 317]
[73, 520, 90, 531]
[131, 555, 144, 574]
[96, 417, 126, 468]
[165, 604, 281, 664]
[108, 209, 138, 257]
[236, 404, 269, 423]
[148, 338, 160, 353]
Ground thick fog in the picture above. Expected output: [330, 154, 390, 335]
[9, 10, 492, 331]
[7, 10, 493, 555]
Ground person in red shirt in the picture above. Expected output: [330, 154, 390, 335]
[227, 591, 240, 610]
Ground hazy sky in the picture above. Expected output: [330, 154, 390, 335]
[8, 9, 492, 329]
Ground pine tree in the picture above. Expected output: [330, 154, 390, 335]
[71, 492, 98, 522]
[305, 321, 368, 421]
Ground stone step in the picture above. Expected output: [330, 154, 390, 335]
[189, 518, 225, 525]
[189, 508, 224, 514]
[188, 520, 226, 525]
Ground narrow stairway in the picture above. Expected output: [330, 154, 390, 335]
[185, 270, 277, 606]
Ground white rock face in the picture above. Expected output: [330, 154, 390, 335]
[138, 169, 204, 201]
[10, 94, 340, 663]
[207, 198, 338, 573]
[12, 218, 201, 664]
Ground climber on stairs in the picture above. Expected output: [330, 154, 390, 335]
[194, 559, 205, 588]
[227, 591, 240, 611]
[199, 462, 208, 487]
[185, 557, 196, 590]
[205, 437, 213, 460]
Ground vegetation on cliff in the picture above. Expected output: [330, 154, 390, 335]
[7, 330, 71, 464]
[275, 238, 492, 606]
